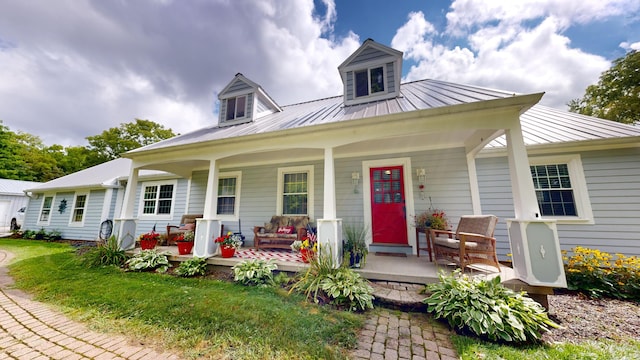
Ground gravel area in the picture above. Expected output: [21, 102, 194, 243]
[543, 292, 640, 344]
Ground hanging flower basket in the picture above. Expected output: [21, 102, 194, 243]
[140, 239, 158, 250]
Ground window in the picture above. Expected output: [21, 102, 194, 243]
[70, 192, 88, 225]
[277, 166, 314, 217]
[355, 66, 385, 98]
[139, 180, 176, 217]
[217, 172, 241, 218]
[225, 95, 247, 121]
[38, 195, 54, 224]
[529, 155, 593, 223]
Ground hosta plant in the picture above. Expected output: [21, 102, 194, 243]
[290, 250, 374, 312]
[423, 270, 559, 343]
[125, 249, 170, 273]
[175, 257, 208, 277]
[232, 259, 278, 286]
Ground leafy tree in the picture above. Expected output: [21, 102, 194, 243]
[86, 119, 176, 162]
[0, 121, 26, 180]
[568, 50, 640, 124]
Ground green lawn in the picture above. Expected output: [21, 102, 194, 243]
[0, 239, 362, 359]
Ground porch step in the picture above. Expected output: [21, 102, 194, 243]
[368, 244, 413, 255]
[371, 281, 428, 312]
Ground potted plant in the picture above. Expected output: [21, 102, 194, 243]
[298, 237, 317, 263]
[214, 232, 242, 258]
[413, 209, 449, 230]
[176, 230, 195, 255]
[343, 222, 368, 268]
[139, 230, 160, 250]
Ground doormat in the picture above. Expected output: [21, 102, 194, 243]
[375, 252, 407, 257]
[236, 248, 304, 263]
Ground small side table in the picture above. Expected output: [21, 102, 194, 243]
[416, 227, 433, 261]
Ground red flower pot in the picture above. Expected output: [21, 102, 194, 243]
[220, 245, 236, 258]
[177, 241, 194, 255]
[300, 248, 314, 263]
[140, 239, 157, 250]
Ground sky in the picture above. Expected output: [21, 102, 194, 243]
[1, 0, 638, 147]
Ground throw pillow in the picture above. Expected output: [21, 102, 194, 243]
[276, 226, 295, 234]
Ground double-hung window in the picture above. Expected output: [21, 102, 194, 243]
[139, 180, 176, 218]
[529, 155, 593, 223]
[70, 192, 88, 225]
[225, 95, 247, 121]
[355, 66, 385, 98]
[217, 171, 241, 218]
[38, 195, 54, 225]
[277, 166, 314, 217]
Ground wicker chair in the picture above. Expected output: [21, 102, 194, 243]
[429, 215, 500, 272]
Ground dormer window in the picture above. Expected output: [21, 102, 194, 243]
[338, 39, 403, 106]
[225, 95, 247, 120]
[355, 66, 385, 98]
[218, 73, 281, 127]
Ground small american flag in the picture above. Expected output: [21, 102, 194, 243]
[306, 225, 317, 242]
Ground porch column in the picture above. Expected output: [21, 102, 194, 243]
[193, 158, 222, 258]
[116, 165, 139, 250]
[505, 119, 566, 288]
[318, 147, 342, 266]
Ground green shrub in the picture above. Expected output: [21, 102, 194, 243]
[125, 249, 170, 273]
[290, 251, 374, 312]
[232, 259, 278, 286]
[80, 236, 127, 267]
[175, 257, 208, 277]
[564, 246, 640, 300]
[22, 230, 37, 239]
[423, 270, 558, 343]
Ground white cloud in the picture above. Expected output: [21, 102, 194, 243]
[393, 1, 626, 109]
[0, 0, 359, 146]
[621, 41, 640, 51]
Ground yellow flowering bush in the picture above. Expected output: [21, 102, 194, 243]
[563, 246, 640, 300]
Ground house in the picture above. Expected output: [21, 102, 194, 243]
[22, 158, 170, 240]
[21, 39, 640, 288]
[0, 179, 41, 231]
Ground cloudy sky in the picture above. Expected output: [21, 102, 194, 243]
[1, 0, 638, 147]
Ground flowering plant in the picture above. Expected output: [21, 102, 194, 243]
[413, 209, 449, 230]
[299, 237, 318, 252]
[139, 231, 161, 242]
[214, 232, 242, 249]
[176, 230, 195, 242]
[290, 240, 303, 252]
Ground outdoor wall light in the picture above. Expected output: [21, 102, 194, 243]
[416, 168, 426, 184]
[352, 171, 360, 193]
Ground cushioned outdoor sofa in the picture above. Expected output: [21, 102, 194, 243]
[253, 215, 309, 250]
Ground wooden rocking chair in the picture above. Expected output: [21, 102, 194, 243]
[429, 215, 500, 272]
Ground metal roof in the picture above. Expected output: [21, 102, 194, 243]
[26, 158, 166, 192]
[0, 179, 41, 195]
[130, 79, 519, 153]
[128, 78, 639, 154]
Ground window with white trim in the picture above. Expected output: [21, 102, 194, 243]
[530, 155, 593, 223]
[217, 171, 241, 218]
[355, 66, 385, 98]
[277, 166, 314, 217]
[70, 192, 89, 225]
[139, 180, 176, 217]
[225, 95, 247, 121]
[38, 195, 54, 224]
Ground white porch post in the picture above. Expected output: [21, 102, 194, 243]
[193, 158, 222, 258]
[505, 120, 566, 287]
[115, 165, 139, 250]
[317, 147, 342, 267]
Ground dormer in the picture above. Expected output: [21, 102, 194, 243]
[338, 39, 403, 106]
[217, 73, 281, 127]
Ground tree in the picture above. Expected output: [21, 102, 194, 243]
[568, 50, 640, 124]
[86, 119, 176, 163]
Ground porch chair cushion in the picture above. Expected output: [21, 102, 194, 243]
[430, 215, 500, 272]
[166, 214, 203, 245]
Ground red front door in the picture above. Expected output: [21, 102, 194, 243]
[370, 166, 408, 244]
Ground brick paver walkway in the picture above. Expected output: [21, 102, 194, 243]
[0, 250, 181, 360]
